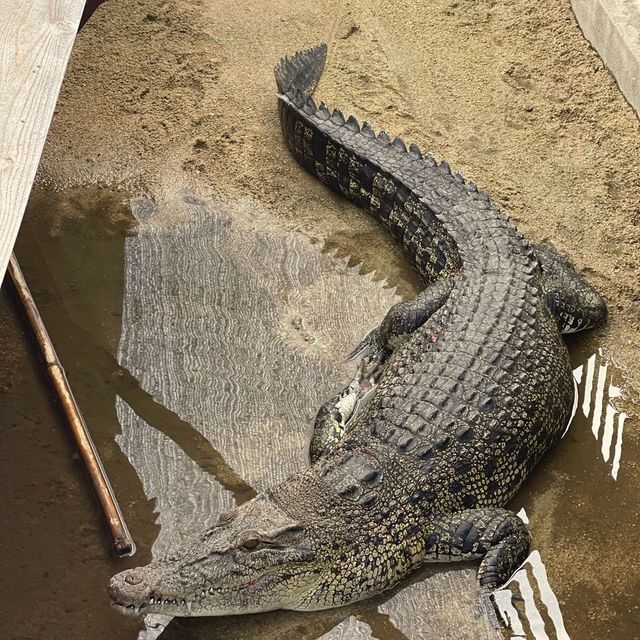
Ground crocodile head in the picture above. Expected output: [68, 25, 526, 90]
[108, 493, 325, 616]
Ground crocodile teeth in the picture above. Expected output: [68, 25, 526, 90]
[408, 142, 422, 158]
[454, 170, 465, 183]
[186, 600, 193, 614]
[392, 136, 407, 152]
[361, 121, 375, 137]
[330, 108, 345, 125]
[149, 597, 155, 604]
[345, 114, 359, 131]
[479, 189, 490, 202]
[440, 160, 451, 174]
[376, 130, 390, 144]
[209, 587, 215, 594]
[468, 180, 478, 191]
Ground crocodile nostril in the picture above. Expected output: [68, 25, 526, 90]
[125, 573, 143, 586]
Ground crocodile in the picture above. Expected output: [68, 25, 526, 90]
[108, 44, 607, 618]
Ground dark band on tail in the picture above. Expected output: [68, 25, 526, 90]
[274, 43, 328, 98]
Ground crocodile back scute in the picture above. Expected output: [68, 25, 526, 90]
[276, 92, 573, 534]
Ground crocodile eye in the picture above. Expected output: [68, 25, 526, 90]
[240, 536, 260, 551]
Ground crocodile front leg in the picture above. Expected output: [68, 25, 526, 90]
[310, 277, 455, 463]
[310, 361, 367, 463]
[425, 508, 531, 591]
[347, 276, 455, 372]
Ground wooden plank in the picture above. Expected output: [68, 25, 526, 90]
[0, 0, 86, 284]
[571, 0, 640, 118]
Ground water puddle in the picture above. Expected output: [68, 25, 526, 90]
[3, 185, 638, 640]
[573, 350, 627, 481]
[493, 511, 570, 640]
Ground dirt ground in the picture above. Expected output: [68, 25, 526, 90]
[40, 0, 640, 395]
[5, 2, 640, 639]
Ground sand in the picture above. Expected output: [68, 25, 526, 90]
[39, 0, 640, 395]
[4, 1, 638, 638]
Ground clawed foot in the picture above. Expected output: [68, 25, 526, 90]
[481, 589, 525, 632]
[359, 358, 384, 394]
[346, 328, 388, 391]
[346, 327, 385, 362]
[344, 358, 376, 398]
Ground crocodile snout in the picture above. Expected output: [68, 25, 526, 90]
[108, 568, 151, 610]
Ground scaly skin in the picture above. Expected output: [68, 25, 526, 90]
[108, 44, 607, 618]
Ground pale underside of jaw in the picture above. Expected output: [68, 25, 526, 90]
[112, 568, 324, 618]
[110, 572, 293, 618]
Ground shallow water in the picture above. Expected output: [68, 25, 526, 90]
[1, 186, 638, 640]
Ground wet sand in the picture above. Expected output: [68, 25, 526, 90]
[3, 0, 640, 638]
[3, 188, 638, 640]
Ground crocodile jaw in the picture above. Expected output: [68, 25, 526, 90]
[108, 565, 322, 617]
[108, 493, 324, 617]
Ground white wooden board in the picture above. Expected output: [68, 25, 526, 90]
[571, 0, 640, 118]
[0, 0, 85, 283]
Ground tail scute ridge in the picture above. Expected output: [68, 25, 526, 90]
[274, 43, 328, 98]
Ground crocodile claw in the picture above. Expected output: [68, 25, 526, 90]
[345, 335, 372, 362]
[345, 327, 385, 362]
[346, 328, 388, 393]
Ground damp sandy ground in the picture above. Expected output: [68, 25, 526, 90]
[2, 0, 640, 638]
[40, 0, 640, 394]
[2, 188, 638, 640]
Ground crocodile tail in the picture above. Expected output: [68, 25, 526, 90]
[274, 43, 327, 97]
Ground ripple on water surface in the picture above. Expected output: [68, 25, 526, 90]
[8, 186, 638, 640]
[116, 191, 503, 639]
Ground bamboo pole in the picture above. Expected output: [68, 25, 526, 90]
[7, 253, 135, 557]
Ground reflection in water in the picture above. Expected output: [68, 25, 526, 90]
[318, 616, 376, 639]
[116, 398, 235, 556]
[115, 191, 405, 638]
[494, 344, 634, 640]
[138, 614, 173, 640]
[494, 510, 569, 640]
[573, 349, 627, 480]
[493, 344, 635, 640]
[117, 193, 400, 493]
[114, 191, 634, 640]
[379, 569, 499, 639]
[116, 398, 236, 639]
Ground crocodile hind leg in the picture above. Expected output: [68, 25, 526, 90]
[534, 242, 607, 334]
[310, 361, 368, 463]
[425, 508, 531, 591]
[347, 276, 454, 374]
